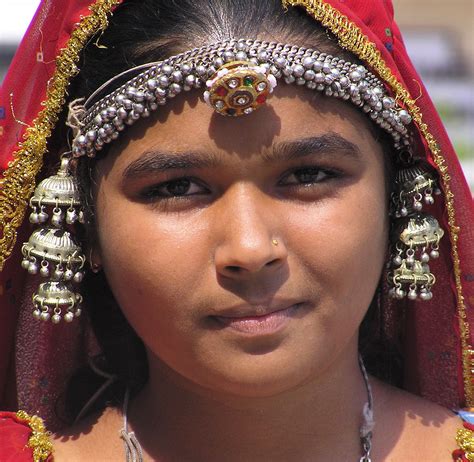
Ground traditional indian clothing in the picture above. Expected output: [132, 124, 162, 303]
[0, 0, 473, 460]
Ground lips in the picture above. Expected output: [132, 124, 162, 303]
[210, 302, 303, 335]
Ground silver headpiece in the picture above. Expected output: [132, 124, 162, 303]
[22, 39, 443, 323]
[71, 39, 413, 158]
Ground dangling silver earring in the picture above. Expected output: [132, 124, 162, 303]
[21, 156, 86, 323]
[388, 158, 444, 301]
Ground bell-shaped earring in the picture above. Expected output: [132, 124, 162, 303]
[388, 158, 444, 301]
[21, 157, 85, 323]
[392, 161, 442, 218]
[388, 214, 444, 301]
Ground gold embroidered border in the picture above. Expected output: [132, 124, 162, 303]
[0, 0, 121, 270]
[282, 0, 473, 405]
[16, 410, 53, 462]
[456, 426, 474, 461]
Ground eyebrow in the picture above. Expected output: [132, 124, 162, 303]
[122, 132, 361, 179]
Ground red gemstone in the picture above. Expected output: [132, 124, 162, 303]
[216, 86, 228, 97]
[256, 94, 267, 104]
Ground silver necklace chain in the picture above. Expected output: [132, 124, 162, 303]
[120, 356, 374, 462]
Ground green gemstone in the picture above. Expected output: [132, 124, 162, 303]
[244, 76, 254, 86]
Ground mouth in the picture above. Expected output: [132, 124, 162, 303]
[209, 302, 305, 335]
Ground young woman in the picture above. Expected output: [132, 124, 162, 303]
[0, 0, 473, 460]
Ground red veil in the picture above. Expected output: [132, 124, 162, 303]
[0, 0, 473, 430]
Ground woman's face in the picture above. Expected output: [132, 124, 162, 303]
[92, 85, 389, 397]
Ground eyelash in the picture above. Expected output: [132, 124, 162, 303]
[139, 166, 341, 202]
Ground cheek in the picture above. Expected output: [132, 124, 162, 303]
[286, 179, 388, 329]
[94, 186, 211, 346]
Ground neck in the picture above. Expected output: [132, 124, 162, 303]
[128, 338, 370, 461]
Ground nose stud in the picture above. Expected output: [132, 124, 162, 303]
[272, 239, 279, 246]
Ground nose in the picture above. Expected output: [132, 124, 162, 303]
[213, 187, 288, 278]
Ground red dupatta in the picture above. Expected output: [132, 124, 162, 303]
[0, 0, 473, 430]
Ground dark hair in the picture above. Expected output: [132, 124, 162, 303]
[63, 0, 400, 421]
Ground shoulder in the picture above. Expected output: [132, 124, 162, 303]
[52, 406, 123, 461]
[0, 411, 54, 461]
[372, 379, 463, 461]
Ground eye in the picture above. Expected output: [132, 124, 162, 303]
[140, 177, 208, 200]
[280, 166, 337, 186]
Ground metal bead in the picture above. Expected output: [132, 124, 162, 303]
[33, 309, 42, 320]
[275, 57, 286, 68]
[172, 70, 183, 83]
[52, 314, 61, 324]
[399, 110, 412, 125]
[421, 252, 430, 263]
[28, 263, 38, 274]
[29, 212, 39, 224]
[73, 272, 84, 283]
[40, 265, 50, 278]
[133, 103, 145, 114]
[195, 65, 207, 77]
[356, 65, 367, 77]
[147, 79, 158, 90]
[21, 259, 30, 270]
[169, 83, 182, 95]
[413, 201, 423, 211]
[257, 51, 268, 62]
[400, 207, 408, 217]
[86, 130, 97, 141]
[161, 64, 173, 75]
[64, 269, 74, 281]
[75, 308, 82, 318]
[393, 255, 402, 266]
[314, 73, 325, 83]
[339, 76, 350, 88]
[126, 86, 137, 99]
[293, 64, 305, 78]
[313, 61, 323, 72]
[230, 51, 245, 62]
[185, 75, 196, 87]
[302, 56, 315, 68]
[382, 97, 395, 109]
[408, 290, 418, 300]
[180, 63, 192, 75]
[223, 51, 235, 62]
[158, 76, 170, 88]
[425, 195, 434, 205]
[93, 114, 103, 125]
[64, 312, 74, 323]
[420, 290, 430, 301]
[40, 311, 51, 322]
[395, 288, 406, 299]
[322, 62, 332, 74]
[76, 134, 87, 147]
[430, 249, 440, 259]
[304, 70, 316, 81]
[122, 99, 133, 110]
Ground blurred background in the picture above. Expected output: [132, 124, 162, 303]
[1, 0, 473, 190]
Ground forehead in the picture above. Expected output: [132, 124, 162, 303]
[107, 84, 383, 162]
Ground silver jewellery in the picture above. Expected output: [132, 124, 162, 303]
[70, 39, 414, 158]
[21, 40, 442, 323]
[21, 157, 86, 323]
[387, 161, 444, 301]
